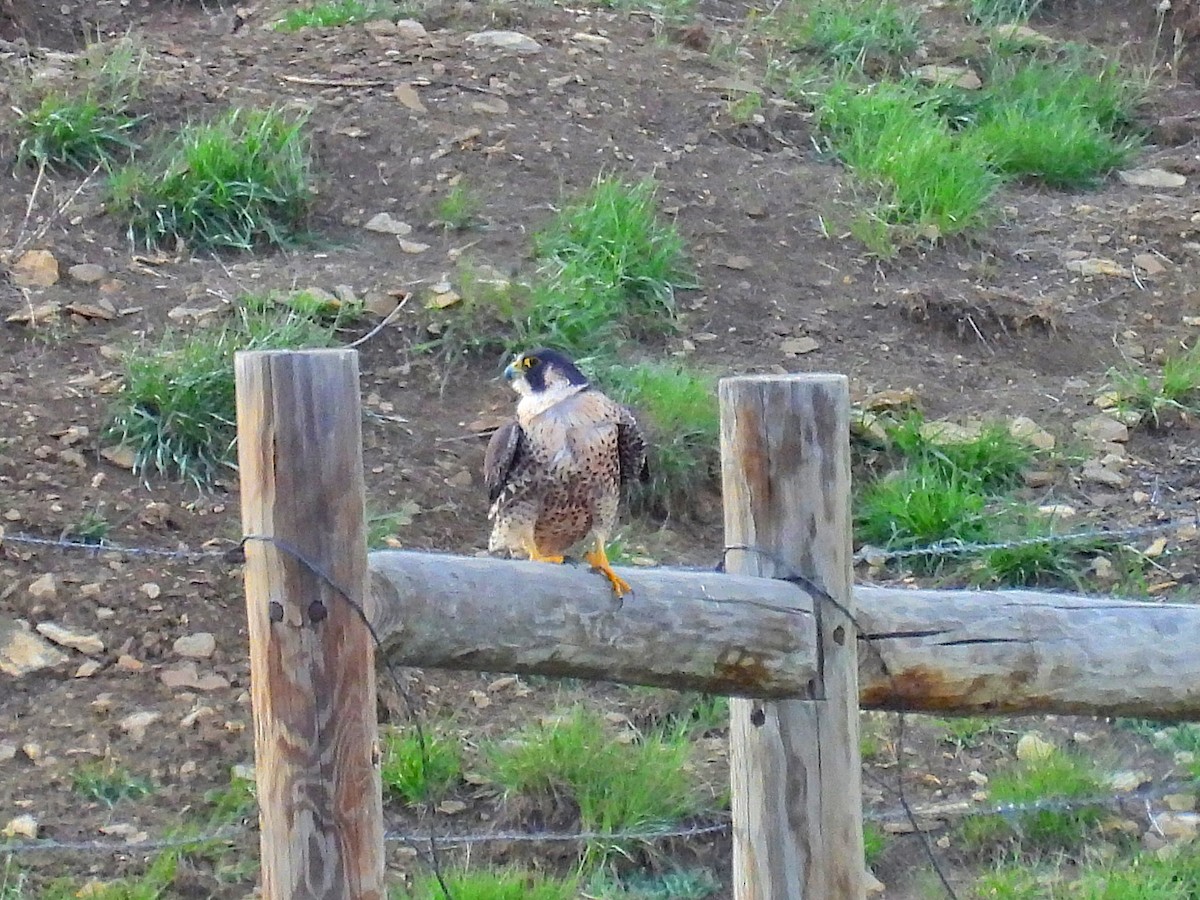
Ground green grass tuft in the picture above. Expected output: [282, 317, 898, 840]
[486, 706, 702, 861]
[584, 867, 720, 899]
[435, 182, 481, 231]
[1108, 343, 1200, 428]
[381, 727, 463, 806]
[784, 0, 920, 67]
[103, 301, 343, 486]
[959, 749, 1105, 853]
[855, 461, 989, 552]
[817, 79, 1001, 239]
[17, 93, 142, 173]
[71, 759, 154, 807]
[971, 55, 1142, 188]
[399, 869, 577, 900]
[521, 177, 694, 356]
[108, 106, 313, 251]
[277, 0, 397, 30]
[599, 360, 719, 517]
[969, 0, 1043, 25]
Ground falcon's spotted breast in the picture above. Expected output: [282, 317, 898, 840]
[483, 348, 649, 598]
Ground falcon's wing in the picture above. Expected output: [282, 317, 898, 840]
[483, 418, 524, 505]
[616, 405, 651, 486]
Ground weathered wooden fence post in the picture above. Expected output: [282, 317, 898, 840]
[720, 374, 864, 899]
[235, 349, 385, 900]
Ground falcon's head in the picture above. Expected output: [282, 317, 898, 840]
[503, 348, 589, 398]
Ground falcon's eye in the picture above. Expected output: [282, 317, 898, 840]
[521, 356, 538, 369]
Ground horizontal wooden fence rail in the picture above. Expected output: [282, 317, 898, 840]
[368, 553, 1200, 721]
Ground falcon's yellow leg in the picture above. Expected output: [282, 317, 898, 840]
[584, 538, 632, 598]
[524, 542, 564, 565]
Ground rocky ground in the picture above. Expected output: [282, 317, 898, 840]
[2, 0, 1200, 896]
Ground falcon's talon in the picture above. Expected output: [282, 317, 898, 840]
[584, 545, 632, 598]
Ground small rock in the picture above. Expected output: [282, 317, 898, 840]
[1022, 470, 1055, 488]
[36, 622, 104, 655]
[160, 661, 230, 692]
[920, 420, 983, 445]
[1016, 732, 1056, 761]
[115, 654, 144, 671]
[0, 741, 15, 762]
[363, 212, 413, 235]
[180, 705, 216, 729]
[1036, 504, 1076, 519]
[1106, 770, 1148, 792]
[75, 659, 103, 678]
[1092, 556, 1116, 582]
[22, 742, 42, 761]
[1066, 257, 1127, 278]
[393, 84, 427, 113]
[912, 64, 981, 90]
[167, 304, 225, 323]
[1156, 811, 1200, 841]
[780, 336, 820, 356]
[1118, 168, 1186, 189]
[1132, 253, 1167, 275]
[28, 573, 57, 598]
[100, 445, 137, 470]
[398, 239, 430, 254]
[1166, 793, 1197, 812]
[862, 388, 919, 411]
[464, 30, 542, 53]
[1009, 416, 1055, 451]
[1081, 460, 1129, 488]
[10, 249, 59, 286]
[1073, 414, 1128, 444]
[120, 710, 161, 741]
[990, 23, 1056, 45]
[0, 619, 69, 676]
[393, 19, 428, 41]
[967, 770, 989, 787]
[6, 301, 62, 324]
[67, 263, 107, 284]
[2, 814, 38, 839]
[173, 632, 216, 659]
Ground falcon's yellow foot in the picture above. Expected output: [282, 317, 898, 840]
[524, 544, 564, 564]
[584, 543, 632, 598]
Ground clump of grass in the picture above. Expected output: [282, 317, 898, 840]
[69, 509, 111, 545]
[71, 759, 153, 807]
[108, 106, 313, 251]
[935, 716, 999, 753]
[959, 750, 1106, 853]
[104, 302, 342, 486]
[584, 867, 720, 899]
[381, 727, 463, 806]
[401, 870, 577, 900]
[782, 0, 920, 68]
[486, 707, 702, 861]
[435, 181, 480, 230]
[856, 461, 990, 552]
[599, 361, 718, 517]
[1, 857, 27, 900]
[367, 501, 422, 549]
[969, 0, 1043, 25]
[863, 822, 887, 866]
[522, 177, 694, 356]
[855, 412, 1038, 563]
[971, 55, 1142, 188]
[203, 771, 257, 825]
[16, 39, 144, 172]
[1108, 343, 1200, 428]
[276, 0, 397, 30]
[975, 842, 1200, 897]
[39, 850, 178, 900]
[817, 79, 1002, 239]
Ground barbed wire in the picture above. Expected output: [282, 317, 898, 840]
[851, 511, 1200, 565]
[4, 776, 1195, 857]
[4, 508, 1200, 571]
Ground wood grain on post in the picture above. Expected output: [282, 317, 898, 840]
[720, 374, 865, 900]
[235, 349, 384, 900]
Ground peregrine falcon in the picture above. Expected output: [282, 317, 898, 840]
[484, 348, 650, 597]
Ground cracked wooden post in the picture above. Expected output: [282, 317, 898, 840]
[236, 349, 384, 900]
[720, 374, 865, 899]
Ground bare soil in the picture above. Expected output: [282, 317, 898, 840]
[2, 0, 1200, 896]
